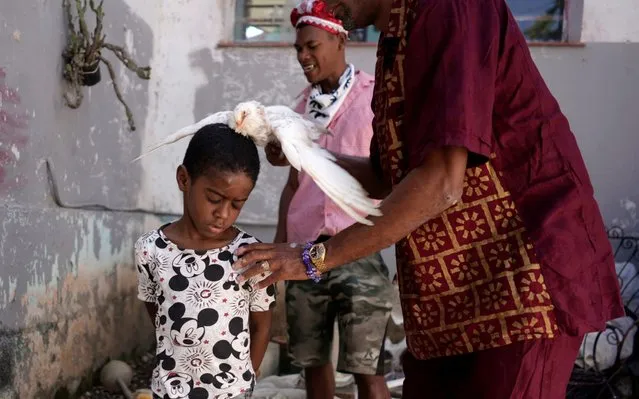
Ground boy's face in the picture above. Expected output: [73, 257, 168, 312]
[178, 166, 254, 239]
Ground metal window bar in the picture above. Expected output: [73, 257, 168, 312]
[566, 226, 639, 399]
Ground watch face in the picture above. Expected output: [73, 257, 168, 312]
[310, 244, 324, 259]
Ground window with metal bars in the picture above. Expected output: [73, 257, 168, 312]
[233, 0, 567, 43]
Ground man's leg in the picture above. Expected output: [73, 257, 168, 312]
[353, 374, 390, 399]
[401, 350, 471, 399]
[402, 334, 583, 399]
[305, 364, 336, 399]
[285, 279, 336, 399]
[332, 253, 394, 399]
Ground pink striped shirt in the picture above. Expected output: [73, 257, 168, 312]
[286, 69, 377, 243]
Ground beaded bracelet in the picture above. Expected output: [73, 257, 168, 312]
[301, 241, 322, 283]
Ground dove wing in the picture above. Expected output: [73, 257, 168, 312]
[270, 116, 382, 226]
[131, 111, 233, 162]
[265, 105, 328, 141]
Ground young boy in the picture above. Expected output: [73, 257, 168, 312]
[135, 123, 276, 399]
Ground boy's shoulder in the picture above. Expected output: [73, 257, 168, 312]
[134, 225, 261, 253]
[134, 228, 162, 251]
[232, 226, 261, 246]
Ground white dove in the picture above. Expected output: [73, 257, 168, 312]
[132, 100, 382, 225]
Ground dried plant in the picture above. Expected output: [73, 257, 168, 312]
[62, 0, 151, 131]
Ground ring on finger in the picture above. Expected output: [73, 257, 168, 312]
[260, 261, 271, 272]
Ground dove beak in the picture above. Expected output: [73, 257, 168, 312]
[235, 115, 245, 131]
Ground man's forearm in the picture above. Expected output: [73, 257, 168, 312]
[323, 147, 468, 269]
[332, 153, 390, 200]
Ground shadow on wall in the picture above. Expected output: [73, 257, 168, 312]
[190, 47, 218, 123]
[50, 0, 152, 210]
[190, 46, 308, 226]
[0, 0, 156, 397]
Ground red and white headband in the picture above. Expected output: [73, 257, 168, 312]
[290, 0, 348, 35]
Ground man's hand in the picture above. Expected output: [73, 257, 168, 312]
[265, 142, 289, 167]
[234, 242, 308, 289]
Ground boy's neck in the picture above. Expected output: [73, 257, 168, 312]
[163, 219, 238, 251]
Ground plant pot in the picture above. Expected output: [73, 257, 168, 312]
[79, 61, 101, 87]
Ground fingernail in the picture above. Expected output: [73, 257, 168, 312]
[237, 275, 246, 284]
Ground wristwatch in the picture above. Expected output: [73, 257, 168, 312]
[309, 243, 328, 274]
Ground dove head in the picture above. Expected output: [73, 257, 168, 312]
[232, 101, 267, 138]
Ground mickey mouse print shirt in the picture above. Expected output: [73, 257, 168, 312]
[135, 225, 276, 399]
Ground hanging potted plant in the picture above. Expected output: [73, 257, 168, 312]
[61, 0, 151, 131]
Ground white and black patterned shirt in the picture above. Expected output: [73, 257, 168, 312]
[135, 226, 276, 399]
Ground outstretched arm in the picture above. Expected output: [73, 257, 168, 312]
[234, 145, 468, 287]
[323, 146, 466, 269]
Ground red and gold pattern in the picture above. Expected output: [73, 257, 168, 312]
[372, 0, 558, 360]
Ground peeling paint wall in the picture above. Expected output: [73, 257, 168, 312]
[1, 0, 638, 397]
[0, 0, 167, 397]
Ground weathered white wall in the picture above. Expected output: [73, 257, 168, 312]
[0, 0, 234, 397]
[135, 0, 238, 214]
[582, 0, 639, 42]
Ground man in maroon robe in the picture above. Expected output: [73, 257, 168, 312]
[234, 0, 624, 397]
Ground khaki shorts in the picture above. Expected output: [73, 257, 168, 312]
[285, 252, 394, 375]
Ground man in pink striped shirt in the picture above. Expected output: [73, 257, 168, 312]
[273, 1, 394, 398]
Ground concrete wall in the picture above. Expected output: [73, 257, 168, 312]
[581, 0, 639, 42]
[0, 0, 638, 397]
[0, 0, 169, 397]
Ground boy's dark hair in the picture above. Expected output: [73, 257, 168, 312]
[182, 123, 260, 183]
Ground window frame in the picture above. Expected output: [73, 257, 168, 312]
[225, 0, 584, 47]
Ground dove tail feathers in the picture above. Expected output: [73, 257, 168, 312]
[130, 111, 233, 163]
[129, 128, 197, 163]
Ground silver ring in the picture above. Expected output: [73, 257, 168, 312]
[260, 261, 271, 272]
